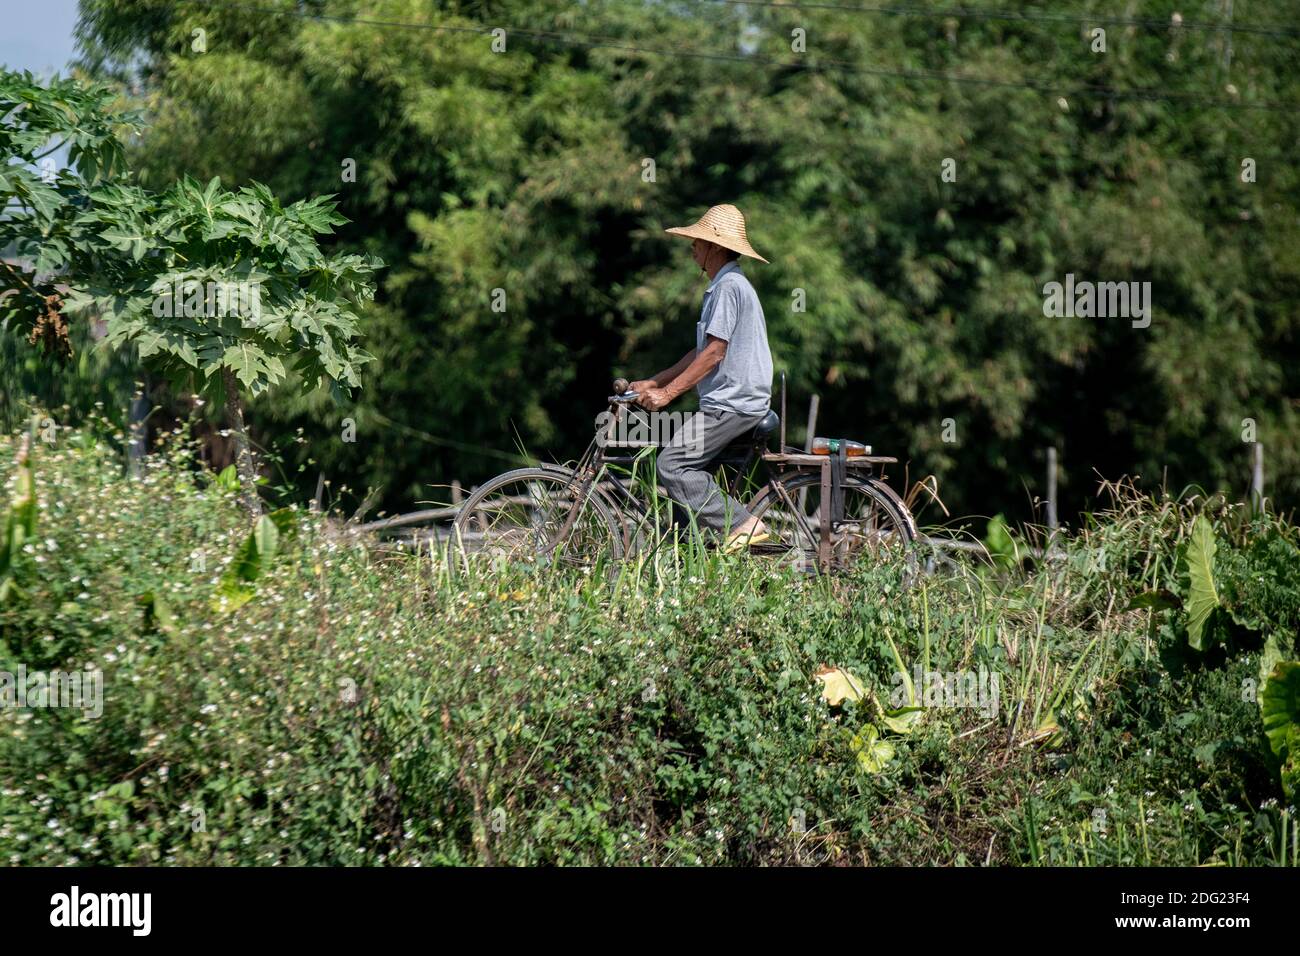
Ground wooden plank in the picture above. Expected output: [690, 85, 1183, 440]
[763, 453, 897, 466]
[804, 395, 820, 452]
[1046, 446, 1058, 532]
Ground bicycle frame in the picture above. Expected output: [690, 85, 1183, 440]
[559, 398, 772, 534]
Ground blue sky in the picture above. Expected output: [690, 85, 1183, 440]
[1, 0, 81, 75]
[3, 0, 86, 172]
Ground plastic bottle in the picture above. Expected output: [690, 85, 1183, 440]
[811, 437, 870, 456]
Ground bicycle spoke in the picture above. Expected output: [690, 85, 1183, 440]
[456, 472, 621, 568]
[750, 476, 914, 575]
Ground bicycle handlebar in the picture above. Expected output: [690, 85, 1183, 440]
[608, 378, 640, 404]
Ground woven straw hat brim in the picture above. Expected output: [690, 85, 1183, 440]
[665, 204, 769, 263]
[665, 225, 770, 263]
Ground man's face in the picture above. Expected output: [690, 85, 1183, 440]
[691, 238, 722, 272]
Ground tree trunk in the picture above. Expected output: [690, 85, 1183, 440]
[222, 366, 263, 517]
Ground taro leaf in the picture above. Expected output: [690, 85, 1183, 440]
[1024, 712, 1062, 747]
[213, 509, 297, 612]
[153, 590, 177, 635]
[213, 582, 255, 612]
[1193, 740, 1220, 766]
[815, 666, 866, 706]
[1183, 515, 1220, 651]
[881, 705, 924, 735]
[12, 452, 36, 542]
[1260, 661, 1300, 799]
[1259, 633, 1288, 703]
[849, 724, 895, 774]
[883, 632, 916, 705]
[877, 632, 928, 734]
[254, 513, 280, 562]
[1, 449, 36, 602]
[984, 513, 1019, 570]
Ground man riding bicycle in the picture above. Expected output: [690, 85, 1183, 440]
[630, 203, 774, 550]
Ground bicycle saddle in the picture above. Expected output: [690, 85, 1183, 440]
[751, 409, 780, 444]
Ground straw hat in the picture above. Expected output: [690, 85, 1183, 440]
[665, 203, 769, 264]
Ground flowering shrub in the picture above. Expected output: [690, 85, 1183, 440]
[0, 418, 1296, 865]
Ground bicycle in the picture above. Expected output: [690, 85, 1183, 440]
[453, 378, 918, 575]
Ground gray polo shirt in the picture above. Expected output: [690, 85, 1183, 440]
[695, 261, 773, 417]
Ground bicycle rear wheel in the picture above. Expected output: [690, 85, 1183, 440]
[452, 467, 625, 568]
[746, 473, 918, 577]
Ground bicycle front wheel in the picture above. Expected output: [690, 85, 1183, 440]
[452, 467, 626, 568]
[747, 472, 918, 577]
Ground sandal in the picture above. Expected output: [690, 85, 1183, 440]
[723, 526, 773, 553]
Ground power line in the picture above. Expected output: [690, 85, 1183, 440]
[365, 409, 535, 465]
[182, 0, 1300, 112]
[704, 0, 1300, 41]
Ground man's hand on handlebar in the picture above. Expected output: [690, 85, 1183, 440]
[610, 377, 672, 410]
[637, 387, 673, 412]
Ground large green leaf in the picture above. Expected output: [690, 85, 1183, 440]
[880, 631, 924, 734]
[1258, 634, 1290, 706]
[1125, 589, 1180, 612]
[815, 666, 865, 706]
[880, 706, 924, 736]
[213, 509, 298, 611]
[1260, 661, 1300, 799]
[983, 514, 1019, 570]
[849, 724, 895, 774]
[137, 590, 180, 638]
[99, 225, 149, 262]
[253, 513, 280, 561]
[1183, 515, 1220, 651]
[223, 341, 270, 389]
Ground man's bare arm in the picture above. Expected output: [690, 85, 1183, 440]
[632, 350, 695, 392]
[661, 336, 727, 399]
[638, 336, 728, 410]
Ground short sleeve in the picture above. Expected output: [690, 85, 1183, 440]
[704, 284, 741, 342]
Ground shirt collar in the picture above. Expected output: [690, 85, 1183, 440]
[705, 260, 741, 293]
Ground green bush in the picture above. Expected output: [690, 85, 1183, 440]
[0, 419, 1297, 865]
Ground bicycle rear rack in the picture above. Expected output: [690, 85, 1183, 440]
[767, 370, 898, 571]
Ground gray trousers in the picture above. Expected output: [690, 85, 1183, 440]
[657, 408, 769, 535]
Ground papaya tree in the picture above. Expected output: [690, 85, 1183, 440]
[0, 70, 139, 358]
[61, 176, 381, 515]
[2, 69, 380, 516]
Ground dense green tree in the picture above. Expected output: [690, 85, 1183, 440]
[60, 0, 1300, 522]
